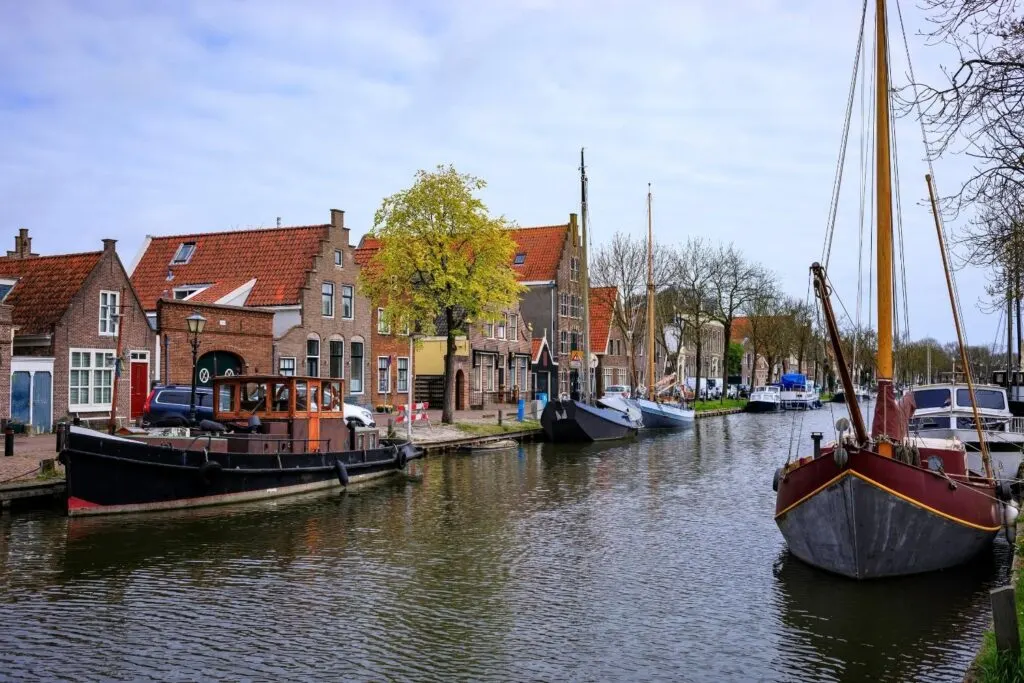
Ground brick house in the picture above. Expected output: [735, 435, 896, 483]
[590, 286, 631, 395]
[156, 300, 274, 385]
[129, 210, 374, 403]
[512, 215, 585, 398]
[0, 229, 154, 430]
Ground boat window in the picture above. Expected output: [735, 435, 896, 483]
[295, 380, 308, 411]
[309, 385, 320, 412]
[956, 388, 1005, 411]
[240, 382, 267, 412]
[217, 384, 234, 413]
[912, 388, 951, 409]
[956, 416, 1007, 430]
[272, 383, 290, 413]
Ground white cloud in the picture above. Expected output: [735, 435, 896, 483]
[0, 0, 998, 342]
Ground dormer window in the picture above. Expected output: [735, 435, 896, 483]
[514, 253, 526, 265]
[171, 242, 196, 265]
[0, 278, 17, 302]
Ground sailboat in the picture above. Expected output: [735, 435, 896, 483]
[631, 185, 694, 429]
[541, 150, 642, 442]
[773, 0, 1006, 579]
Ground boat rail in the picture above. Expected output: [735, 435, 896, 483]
[1010, 417, 1024, 435]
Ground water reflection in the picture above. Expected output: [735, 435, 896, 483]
[0, 410, 1010, 682]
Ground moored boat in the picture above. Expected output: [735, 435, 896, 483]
[746, 386, 781, 413]
[541, 399, 640, 442]
[632, 398, 694, 429]
[59, 374, 422, 517]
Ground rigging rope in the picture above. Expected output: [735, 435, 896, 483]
[821, 0, 870, 269]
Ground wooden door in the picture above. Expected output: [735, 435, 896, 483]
[130, 361, 149, 419]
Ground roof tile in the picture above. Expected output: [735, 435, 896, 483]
[0, 252, 103, 335]
[131, 225, 329, 310]
[510, 224, 569, 281]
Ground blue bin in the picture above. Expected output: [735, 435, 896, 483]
[536, 392, 548, 413]
[517, 398, 526, 422]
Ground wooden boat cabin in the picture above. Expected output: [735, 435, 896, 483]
[212, 374, 378, 454]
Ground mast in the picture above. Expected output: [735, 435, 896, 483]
[874, 0, 895, 450]
[1008, 266, 1014, 389]
[580, 148, 592, 400]
[647, 184, 656, 400]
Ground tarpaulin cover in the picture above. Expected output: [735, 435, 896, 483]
[779, 373, 808, 390]
[871, 380, 916, 441]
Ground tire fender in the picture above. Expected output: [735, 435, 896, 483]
[335, 459, 349, 487]
[198, 460, 223, 486]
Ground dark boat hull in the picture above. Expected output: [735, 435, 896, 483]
[632, 399, 694, 429]
[775, 448, 1000, 579]
[541, 399, 639, 442]
[745, 400, 779, 413]
[61, 428, 421, 517]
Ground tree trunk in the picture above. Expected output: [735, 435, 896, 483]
[721, 319, 731, 403]
[442, 307, 457, 424]
[695, 335, 703, 402]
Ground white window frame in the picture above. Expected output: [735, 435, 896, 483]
[560, 331, 568, 354]
[603, 368, 612, 388]
[397, 357, 409, 392]
[497, 318, 506, 340]
[321, 282, 334, 318]
[334, 249, 343, 268]
[377, 356, 391, 394]
[341, 285, 354, 320]
[570, 256, 580, 282]
[508, 314, 518, 341]
[171, 242, 196, 265]
[69, 348, 116, 411]
[0, 277, 17, 303]
[350, 339, 365, 393]
[559, 293, 568, 317]
[485, 322, 494, 339]
[279, 357, 296, 376]
[306, 337, 320, 377]
[172, 285, 209, 300]
[99, 290, 119, 337]
[377, 308, 390, 335]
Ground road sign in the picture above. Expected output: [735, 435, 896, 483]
[570, 350, 583, 369]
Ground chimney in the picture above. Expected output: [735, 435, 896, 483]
[330, 209, 346, 231]
[102, 238, 116, 253]
[6, 228, 38, 259]
[276, 217, 282, 228]
[569, 213, 578, 246]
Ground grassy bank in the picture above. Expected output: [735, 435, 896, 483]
[454, 420, 541, 436]
[693, 398, 747, 412]
[970, 531, 1024, 682]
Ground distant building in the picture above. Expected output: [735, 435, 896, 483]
[590, 286, 630, 395]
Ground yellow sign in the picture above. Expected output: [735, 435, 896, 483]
[569, 350, 583, 369]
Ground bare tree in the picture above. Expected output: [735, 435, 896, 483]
[709, 244, 769, 401]
[670, 238, 720, 398]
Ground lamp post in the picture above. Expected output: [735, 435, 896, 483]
[186, 310, 207, 425]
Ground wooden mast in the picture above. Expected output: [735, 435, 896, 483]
[647, 184, 656, 400]
[580, 148, 592, 400]
[874, 0, 895, 453]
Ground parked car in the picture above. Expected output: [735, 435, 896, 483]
[143, 384, 376, 428]
[726, 384, 739, 400]
[602, 385, 631, 400]
[142, 385, 215, 426]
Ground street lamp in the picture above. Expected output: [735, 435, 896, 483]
[186, 310, 207, 425]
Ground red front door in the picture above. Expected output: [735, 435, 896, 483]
[130, 361, 149, 419]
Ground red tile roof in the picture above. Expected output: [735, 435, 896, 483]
[0, 251, 103, 334]
[531, 337, 545, 363]
[510, 224, 569, 281]
[590, 286, 617, 354]
[131, 225, 329, 310]
[731, 316, 751, 343]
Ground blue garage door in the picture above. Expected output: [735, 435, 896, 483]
[11, 372, 30, 424]
[31, 372, 52, 432]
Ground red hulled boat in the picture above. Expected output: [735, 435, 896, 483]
[773, 0, 1006, 579]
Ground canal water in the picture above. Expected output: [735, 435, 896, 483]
[0, 408, 1012, 682]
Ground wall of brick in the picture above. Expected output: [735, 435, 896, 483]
[274, 210, 374, 403]
[367, 307, 414, 408]
[0, 305, 12, 420]
[53, 245, 155, 423]
[596, 324, 631, 394]
[158, 299, 274, 385]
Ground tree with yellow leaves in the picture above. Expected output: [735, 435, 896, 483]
[358, 165, 524, 423]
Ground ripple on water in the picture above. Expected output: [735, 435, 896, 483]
[0, 410, 1010, 681]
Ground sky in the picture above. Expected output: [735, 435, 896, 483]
[0, 0, 1001, 345]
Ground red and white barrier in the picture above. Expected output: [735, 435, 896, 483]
[395, 402, 431, 424]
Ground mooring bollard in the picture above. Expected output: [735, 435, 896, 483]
[40, 459, 55, 476]
[811, 432, 823, 458]
[4, 426, 13, 457]
[991, 586, 1021, 659]
[498, 410, 504, 426]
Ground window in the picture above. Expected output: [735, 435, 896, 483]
[334, 249, 343, 267]
[559, 293, 568, 317]
[570, 256, 580, 282]
[508, 314, 518, 341]
[482, 354, 496, 392]
[570, 330, 579, 351]
[397, 357, 409, 392]
[306, 337, 320, 377]
[604, 368, 612, 388]
[514, 253, 526, 265]
[497, 318, 506, 340]
[0, 278, 16, 302]
[560, 331, 568, 354]
[330, 340, 344, 378]
[485, 321, 494, 339]
[69, 349, 115, 410]
[350, 340, 364, 393]
[321, 282, 334, 317]
[279, 357, 296, 376]
[378, 357, 390, 393]
[172, 286, 207, 300]
[377, 308, 390, 335]
[512, 356, 528, 389]
[341, 285, 354, 319]
[99, 290, 119, 336]
[171, 242, 196, 264]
